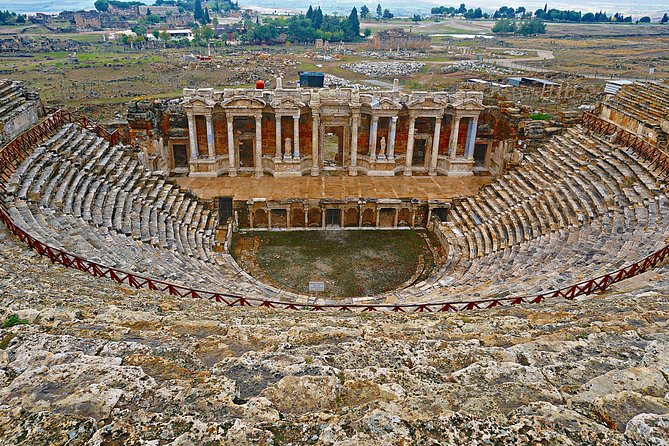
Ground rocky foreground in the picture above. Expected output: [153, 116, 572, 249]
[0, 225, 668, 445]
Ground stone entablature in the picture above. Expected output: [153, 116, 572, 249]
[181, 83, 485, 178]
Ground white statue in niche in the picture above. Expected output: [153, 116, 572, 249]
[378, 137, 387, 158]
[284, 138, 292, 159]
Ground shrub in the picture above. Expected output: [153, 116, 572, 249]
[529, 112, 553, 120]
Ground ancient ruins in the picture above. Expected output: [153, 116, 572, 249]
[129, 81, 494, 178]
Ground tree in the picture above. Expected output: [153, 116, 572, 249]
[662, 13, 668, 23]
[412, 14, 422, 22]
[638, 16, 651, 23]
[457, 3, 466, 14]
[202, 8, 210, 24]
[348, 7, 360, 36]
[152, 28, 160, 39]
[363, 27, 372, 36]
[491, 18, 516, 33]
[382, 8, 394, 19]
[313, 7, 323, 29]
[94, 0, 109, 11]
[306, 5, 313, 20]
[376, 3, 382, 18]
[193, 0, 203, 21]
[360, 5, 370, 19]
[517, 18, 546, 34]
[581, 12, 595, 22]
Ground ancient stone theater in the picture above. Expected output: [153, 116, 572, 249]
[128, 80, 490, 178]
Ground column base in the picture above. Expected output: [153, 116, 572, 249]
[348, 166, 358, 176]
[428, 169, 438, 176]
[254, 169, 264, 178]
[311, 168, 320, 177]
[403, 168, 413, 176]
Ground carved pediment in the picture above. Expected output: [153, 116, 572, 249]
[371, 97, 402, 110]
[220, 96, 266, 109]
[184, 96, 216, 108]
[452, 98, 486, 111]
[270, 97, 305, 110]
[407, 96, 446, 110]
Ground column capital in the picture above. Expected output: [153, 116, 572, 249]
[391, 115, 399, 122]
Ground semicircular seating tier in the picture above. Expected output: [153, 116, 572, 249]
[4, 121, 668, 305]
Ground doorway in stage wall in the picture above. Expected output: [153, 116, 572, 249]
[172, 144, 188, 168]
[238, 138, 254, 168]
[413, 138, 427, 165]
[323, 131, 343, 168]
[474, 143, 487, 168]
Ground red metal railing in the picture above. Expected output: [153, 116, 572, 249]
[0, 111, 667, 312]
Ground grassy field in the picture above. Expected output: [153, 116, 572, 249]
[232, 230, 437, 298]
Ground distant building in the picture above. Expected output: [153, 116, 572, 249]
[371, 29, 431, 50]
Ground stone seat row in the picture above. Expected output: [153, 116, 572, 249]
[406, 195, 669, 303]
[6, 124, 218, 262]
[6, 199, 272, 299]
[445, 126, 664, 259]
[607, 83, 669, 125]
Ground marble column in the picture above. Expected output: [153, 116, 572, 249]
[187, 113, 198, 159]
[274, 114, 282, 159]
[369, 115, 379, 159]
[254, 113, 263, 177]
[205, 114, 215, 158]
[311, 112, 320, 176]
[429, 116, 442, 175]
[349, 113, 359, 175]
[226, 115, 236, 176]
[404, 115, 416, 176]
[293, 114, 300, 158]
[388, 116, 398, 159]
[448, 116, 461, 158]
[465, 117, 479, 160]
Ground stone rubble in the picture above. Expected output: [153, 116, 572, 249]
[341, 62, 425, 78]
[0, 221, 668, 445]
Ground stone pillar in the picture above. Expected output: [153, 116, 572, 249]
[254, 113, 263, 177]
[311, 112, 320, 176]
[187, 113, 198, 159]
[404, 115, 416, 176]
[226, 115, 236, 176]
[350, 112, 359, 176]
[388, 116, 398, 159]
[465, 117, 478, 160]
[274, 114, 282, 159]
[429, 116, 442, 175]
[293, 114, 300, 158]
[369, 115, 379, 159]
[448, 116, 461, 158]
[205, 114, 215, 159]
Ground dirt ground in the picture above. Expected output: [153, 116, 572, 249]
[231, 229, 438, 297]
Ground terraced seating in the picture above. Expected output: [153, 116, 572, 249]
[3, 123, 281, 299]
[606, 82, 669, 126]
[443, 126, 663, 260]
[6, 124, 220, 261]
[3, 117, 668, 307]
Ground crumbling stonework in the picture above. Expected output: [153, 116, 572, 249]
[371, 29, 431, 51]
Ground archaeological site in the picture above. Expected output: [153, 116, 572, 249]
[1, 4, 669, 444]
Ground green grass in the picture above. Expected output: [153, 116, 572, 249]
[232, 230, 433, 298]
[2, 314, 28, 329]
[529, 112, 553, 120]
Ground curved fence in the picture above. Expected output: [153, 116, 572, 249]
[0, 111, 667, 313]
